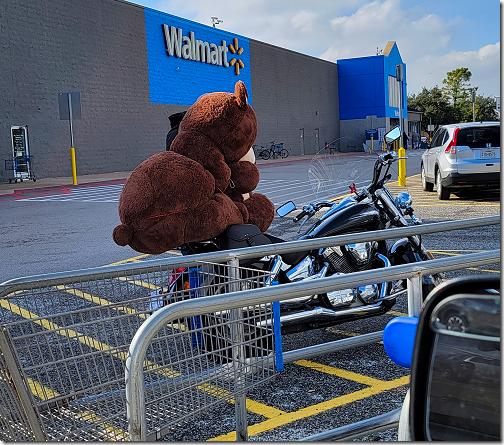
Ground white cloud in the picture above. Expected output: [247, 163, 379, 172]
[408, 42, 501, 97]
[291, 10, 317, 33]
[149, 0, 500, 96]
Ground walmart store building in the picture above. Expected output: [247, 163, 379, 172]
[1, 0, 409, 180]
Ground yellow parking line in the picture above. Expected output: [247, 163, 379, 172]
[415, 203, 500, 207]
[73, 410, 127, 440]
[244, 400, 287, 419]
[104, 250, 181, 267]
[294, 360, 385, 387]
[55, 285, 146, 317]
[199, 383, 287, 419]
[209, 375, 410, 441]
[25, 376, 127, 440]
[388, 310, 408, 317]
[115, 276, 160, 290]
[430, 249, 486, 253]
[27, 376, 60, 401]
[105, 254, 151, 266]
[3, 295, 275, 423]
[466, 267, 499, 273]
[423, 251, 499, 274]
[325, 327, 360, 337]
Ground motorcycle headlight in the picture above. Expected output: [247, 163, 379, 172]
[395, 192, 412, 210]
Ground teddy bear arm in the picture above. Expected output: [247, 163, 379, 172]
[183, 193, 245, 243]
[241, 193, 275, 233]
[227, 161, 260, 194]
[171, 136, 231, 192]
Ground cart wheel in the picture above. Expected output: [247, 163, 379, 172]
[33, 178, 36, 182]
[9, 179, 12, 184]
[20, 179, 23, 182]
[14, 179, 17, 183]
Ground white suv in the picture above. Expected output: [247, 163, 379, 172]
[421, 122, 500, 200]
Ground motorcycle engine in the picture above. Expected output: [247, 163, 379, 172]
[322, 242, 377, 273]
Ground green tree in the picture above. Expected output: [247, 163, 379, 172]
[459, 94, 500, 122]
[442, 67, 472, 108]
[407, 86, 459, 131]
[408, 68, 498, 130]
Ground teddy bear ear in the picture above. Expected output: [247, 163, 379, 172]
[113, 223, 134, 246]
[234, 80, 248, 108]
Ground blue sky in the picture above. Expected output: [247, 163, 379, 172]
[131, 0, 501, 98]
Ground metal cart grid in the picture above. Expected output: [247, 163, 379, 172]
[4, 155, 36, 183]
[0, 262, 277, 441]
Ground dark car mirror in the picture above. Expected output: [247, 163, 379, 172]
[409, 275, 500, 441]
[276, 201, 296, 217]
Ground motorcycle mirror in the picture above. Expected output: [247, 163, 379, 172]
[384, 126, 401, 145]
[408, 276, 500, 441]
[276, 201, 296, 217]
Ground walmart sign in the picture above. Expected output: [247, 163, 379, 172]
[145, 8, 252, 105]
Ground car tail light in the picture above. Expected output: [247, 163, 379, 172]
[445, 127, 459, 153]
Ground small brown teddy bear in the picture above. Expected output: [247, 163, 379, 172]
[113, 81, 274, 254]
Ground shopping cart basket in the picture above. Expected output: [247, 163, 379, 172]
[0, 261, 278, 441]
[4, 155, 36, 183]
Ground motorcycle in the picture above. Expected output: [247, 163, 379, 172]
[152, 126, 441, 351]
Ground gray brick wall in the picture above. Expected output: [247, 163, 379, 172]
[1, 0, 340, 180]
[1, 0, 185, 180]
[249, 40, 339, 157]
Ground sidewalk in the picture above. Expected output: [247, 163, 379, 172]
[0, 151, 379, 196]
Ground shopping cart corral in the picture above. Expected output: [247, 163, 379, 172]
[4, 155, 36, 183]
[0, 216, 499, 441]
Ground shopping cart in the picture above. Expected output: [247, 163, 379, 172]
[0, 261, 278, 441]
[4, 155, 36, 183]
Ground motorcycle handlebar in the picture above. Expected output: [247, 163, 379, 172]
[293, 211, 308, 222]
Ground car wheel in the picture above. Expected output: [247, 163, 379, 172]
[421, 164, 434, 192]
[445, 313, 468, 332]
[436, 170, 450, 200]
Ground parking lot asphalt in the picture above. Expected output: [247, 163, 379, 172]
[104, 173, 499, 441]
[0, 151, 380, 197]
[0, 149, 499, 441]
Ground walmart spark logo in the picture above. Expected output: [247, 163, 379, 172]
[228, 38, 245, 75]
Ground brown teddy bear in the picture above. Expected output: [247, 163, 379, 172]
[113, 81, 274, 254]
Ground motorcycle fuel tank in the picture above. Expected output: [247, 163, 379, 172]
[300, 202, 380, 239]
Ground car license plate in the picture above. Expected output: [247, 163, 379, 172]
[481, 149, 496, 158]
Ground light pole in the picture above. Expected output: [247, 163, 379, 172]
[396, 64, 406, 186]
[472, 88, 476, 122]
[396, 64, 404, 148]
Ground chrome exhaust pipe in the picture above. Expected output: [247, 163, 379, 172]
[257, 299, 394, 328]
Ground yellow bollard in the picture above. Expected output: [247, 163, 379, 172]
[71, 147, 78, 185]
[370, 137, 374, 153]
[398, 146, 406, 186]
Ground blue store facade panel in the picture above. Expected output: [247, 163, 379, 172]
[336, 41, 408, 151]
[145, 8, 252, 106]
[337, 56, 385, 120]
[337, 41, 406, 121]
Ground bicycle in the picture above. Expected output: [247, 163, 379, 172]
[252, 144, 265, 159]
[258, 142, 289, 160]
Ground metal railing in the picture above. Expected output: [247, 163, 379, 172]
[0, 216, 499, 441]
[1, 216, 498, 291]
[124, 216, 499, 441]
